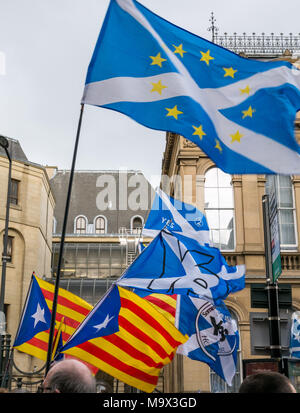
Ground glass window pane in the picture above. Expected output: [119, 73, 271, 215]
[88, 244, 99, 266]
[278, 175, 292, 188]
[219, 188, 234, 208]
[210, 230, 220, 247]
[219, 210, 234, 230]
[76, 245, 87, 267]
[280, 224, 296, 245]
[217, 169, 232, 187]
[279, 188, 293, 208]
[76, 268, 88, 277]
[99, 245, 110, 267]
[205, 167, 235, 251]
[87, 267, 99, 278]
[205, 168, 218, 187]
[280, 210, 294, 225]
[204, 188, 219, 208]
[206, 210, 219, 229]
[95, 217, 106, 234]
[219, 229, 234, 250]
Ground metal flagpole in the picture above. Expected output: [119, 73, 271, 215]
[262, 194, 282, 371]
[45, 103, 85, 374]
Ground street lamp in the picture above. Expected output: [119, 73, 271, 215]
[0, 136, 12, 335]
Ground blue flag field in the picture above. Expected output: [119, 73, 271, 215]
[82, 0, 300, 174]
[176, 295, 239, 386]
[143, 188, 211, 245]
[118, 229, 245, 302]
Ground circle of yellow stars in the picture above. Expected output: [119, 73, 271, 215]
[148, 43, 255, 153]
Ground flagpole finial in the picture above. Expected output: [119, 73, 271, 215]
[208, 12, 219, 43]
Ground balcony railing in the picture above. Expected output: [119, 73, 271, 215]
[223, 252, 300, 273]
[281, 252, 300, 271]
[214, 33, 300, 56]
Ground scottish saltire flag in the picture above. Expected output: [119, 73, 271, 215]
[61, 285, 187, 393]
[13, 274, 52, 347]
[82, 0, 300, 174]
[290, 311, 300, 358]
[118, 229, 245, 301]
[143, 188, 211, 245]
[176, 295, 239, 385]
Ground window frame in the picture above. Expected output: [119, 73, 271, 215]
[130, 215, 144, 235]
[94, 215, 107, 235]
[266, 175, 298, 251]
[204, 167, 236, 252]
[10, 178, 19, 206]
[74, 215, 88, 235]
[2, 235, 13, 263]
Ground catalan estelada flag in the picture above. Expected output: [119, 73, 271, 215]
[61, 285, 187, 393]
[142, 293, 177, 325]
[13, 273, 97, 373]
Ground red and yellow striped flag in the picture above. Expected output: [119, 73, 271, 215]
[14, 275, 98, 373]
[63, 287, 187, 393]
[143, 293, 177, 324]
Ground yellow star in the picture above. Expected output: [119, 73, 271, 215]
[173, 44, 187, 58]
[200, 50, 214, 66]
[151, 80, 167, 95]
[192, 125, 206, 139]
[166, 105, 183, 120]
[230, 130, 244, 143]
[240, 85, 251, 95]
[242, 105, 255, 119]
[223, 67, 237, 78]
[215, 139, 222, 152]
[150, 52, 167, 68]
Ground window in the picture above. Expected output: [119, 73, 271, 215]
[2, 235, 13, 263]
[53, 217, 57, 234]
[204, 167, 235, 250]
[95, 216, 106, 234]
[10, 179, 19, 205]
[52, 242, 127, 280]
[266, 175, 297, 250]
[74, 216, 87, 234]
[131, 216, 143, 235]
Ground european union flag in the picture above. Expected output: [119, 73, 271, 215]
[143, 188, 211, 245]
[82, 0, 300, 174]
[13, 274, 52, 347]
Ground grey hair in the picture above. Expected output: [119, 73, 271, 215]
[48, 365, 96, 393]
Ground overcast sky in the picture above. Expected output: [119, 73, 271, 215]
[0, 0, 299, 186]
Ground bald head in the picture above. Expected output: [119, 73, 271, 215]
[239, 371, 296, 393]
[43, 359, 96, 393]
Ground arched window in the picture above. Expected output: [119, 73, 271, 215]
[131, 216, 143, 235]
[74, 216, 87, 234]
[52, 217, 57, 234]
[204, 167, 235, 251]
[266, 175, 297, 250]
[94, 216, 107, 234]
[209, 309, 242, 393]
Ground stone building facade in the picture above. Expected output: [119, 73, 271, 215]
[49, 169, 154, 305]
[161, 117, 300, 393]
[0, 138, 55, 371]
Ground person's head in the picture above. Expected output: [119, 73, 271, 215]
[42, 359, 96, 393]
[239, 371, 296, 393]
